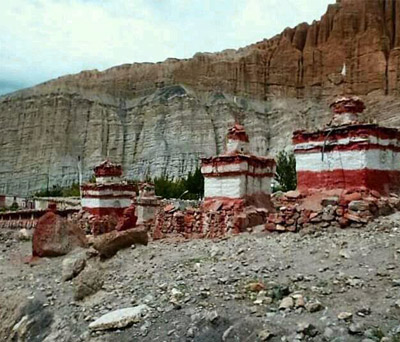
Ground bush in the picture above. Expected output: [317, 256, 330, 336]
[9, 202, 19, 211]
[274, 150, 297, 192]
[153, 167, 204, 200]
[185, 168, 204, 200]
[34, 182, 80, 198]
[61, 182, 80, 197]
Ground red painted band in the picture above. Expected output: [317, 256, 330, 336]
[297, 169, 400, 195]
[201, 154, 275, 169]
[227, 133, 249, 142]
[82, 207, 126, 217]
[202, 171, 274, 178]
[81, 184, 136, 191]
[294, 142, 400, 154]
[81, 194, 134, 199]
[293, 125, 400, 145]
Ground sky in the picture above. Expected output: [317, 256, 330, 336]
[0, 0, 333, 95]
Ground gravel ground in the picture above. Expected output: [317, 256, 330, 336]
[1, 213, 400, 342]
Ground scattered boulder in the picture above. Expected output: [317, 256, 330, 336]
[32, 205, 88, 257]
[297, 322, 319, 337]
[73, 264, 103, 300]
[348, 322, 363, 335]
[245, 282, 265, 292]
[338, 311, 353, 321]
[306, 301, 324, 312]
[258, 329, 274, 341]
[279, 296, 294, 310]
[0, 291, 53, 342]
[88, 305, 150, 331]
[91, 227, 148, 258]
[17, 229, 32, 241]
[61, 249, 87, 281]
[292, 294, 305, 308]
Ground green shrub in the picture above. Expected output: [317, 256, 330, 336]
[153, 167, 204, 200]
[9, 202, 19, 211]
[61, 182, 80, 197]
[34, 182, 80, 198]
[274, 150, 297, 192]
[185, 168, 204, 200]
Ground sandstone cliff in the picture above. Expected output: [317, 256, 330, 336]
[1, 0, 400, 195]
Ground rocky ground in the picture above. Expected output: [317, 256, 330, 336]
[2, 214, 400, 342]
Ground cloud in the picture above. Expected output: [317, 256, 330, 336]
[0, 0, 333, 95]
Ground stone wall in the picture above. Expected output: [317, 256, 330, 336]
[266, 189, 400, 233]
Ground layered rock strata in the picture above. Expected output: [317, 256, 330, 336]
[2, 0, 400, 195]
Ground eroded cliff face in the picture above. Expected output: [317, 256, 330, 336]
[2, 0, 400, 195]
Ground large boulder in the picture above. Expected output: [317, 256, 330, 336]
[32, 206, 88, 257]
[73, 264, 104, 301]
[61, 249, 88, 281]
[0, 291, 53, 342]
[88, 305, 150, 331]
[91, 227, 148, 258]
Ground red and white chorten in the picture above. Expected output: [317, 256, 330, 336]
[293, 97, 400, 195]
[81, 160, 136, 216]
[135, 182, 159, 224]
[201, 124, 276, 206]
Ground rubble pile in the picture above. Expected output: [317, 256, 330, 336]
[153, 205, 232, 240]
[266, 188, 400, 233]
[152, 200, 270, 240]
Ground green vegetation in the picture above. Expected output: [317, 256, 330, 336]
[153, 167, 204, 200]
[9, 202, 19, 211]
[274, 150, 297, 192]
[32, 167, 204, 200]
[34, 182, 80, 198]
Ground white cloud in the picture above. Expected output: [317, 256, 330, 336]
[0, 0, 333, 94]
[232, 0, 332, 45]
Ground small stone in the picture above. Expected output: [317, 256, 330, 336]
[279, 297, 294, 310]
[348, 323, 363, 335]
[348, 200, 369, 212]
[337, 312, 353, 321]
[205, 310, 219, 323]
[292, 294, 305, 308]
[245, 282, 265, 292]
[186, 327, 195, 338]
[17, 229, 32, 241]
[258, 329, 274, 341]
[171, 288, 184, 299]
[222, 326, 234, 341]
[339, 250, 350, 259]
[276, 224, 286, 232]
[286, 190, 301, 199]
[297, 322, 318, 337]
[321, 197, 339, 206]
[306, 301, 323, 313]
[356, 307, 371, 317]
[324, 327, 334, 339]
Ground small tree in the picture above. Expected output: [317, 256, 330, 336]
[184, 168, 204, 200]
[274, 150, 297, 192]
[153, 167, 204, 200]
